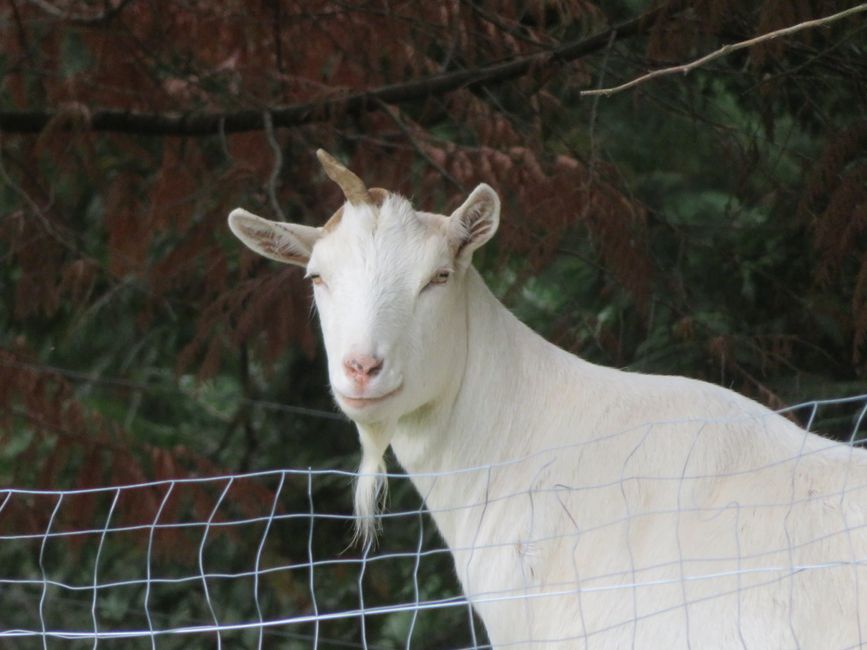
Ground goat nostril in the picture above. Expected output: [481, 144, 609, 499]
[344, 355, 384, 380]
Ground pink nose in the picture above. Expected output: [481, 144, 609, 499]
[343, 354, 384, 384]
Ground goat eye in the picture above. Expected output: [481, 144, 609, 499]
[307, 273, 324, 286]
[427, 269, 451, 287]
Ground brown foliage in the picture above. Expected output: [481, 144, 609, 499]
[178, 264, 317, 380]
[805, 122, 867, 367]
[0, 345, 278, 555]
[4, 212, 63, 319]
[1, 0, 865, 499]
[1, 347, 159, 489]
[0, 0, 644, 383]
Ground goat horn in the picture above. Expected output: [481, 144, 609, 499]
[316, 149, 371, 205]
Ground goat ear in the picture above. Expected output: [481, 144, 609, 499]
[227, 208, 321, 268]
[447, 183, 500, 262]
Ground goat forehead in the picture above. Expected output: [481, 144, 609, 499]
[346, 194, 437, 240]
[314, 195, 447, 275]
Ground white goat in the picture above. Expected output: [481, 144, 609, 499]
[228, 150, 867, 649]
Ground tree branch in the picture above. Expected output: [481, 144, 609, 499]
[0, 7, 663, 137]
[26, 0, 138, 25]
[581, 3, 867, 98]
[262, 111, 287, 221]
[374, 97, 465, 192]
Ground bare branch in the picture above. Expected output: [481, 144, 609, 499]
[262, 111, 287, 221]
[25, 0, 137, 25]
[582, 3, 867, 98]
[374, 98, 464, 192]
[0, 130, 74, 251]
[0, 7, 664, 137]
[588, 30, 617, 180]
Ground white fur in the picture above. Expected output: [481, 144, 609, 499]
[229, 186, 867, 648]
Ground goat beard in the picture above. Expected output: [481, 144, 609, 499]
[353, 424, 392, 547]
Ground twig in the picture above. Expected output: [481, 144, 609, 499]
[218, 117, 232, 162]
[582, 3, 867, 98]
[0, 357, 346, 421]
[0, 131, 44, 220]
[578, 29, 618, 227]
[374, 98, 464, 192]
[588, 30, 617, 181]
[25, 0, 137, 25]
[0, 129, 74, 251]
[262, 111, 287, 221]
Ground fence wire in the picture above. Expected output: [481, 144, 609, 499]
[1, 394, 866, 649]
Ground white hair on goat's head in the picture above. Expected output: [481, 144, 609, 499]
[227, 149, 500, 543]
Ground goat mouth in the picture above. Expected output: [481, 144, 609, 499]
[336, 385, 402, 409]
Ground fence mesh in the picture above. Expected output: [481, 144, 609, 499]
[1, 394, 866, 649]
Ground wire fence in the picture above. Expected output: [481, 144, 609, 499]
[1, 394, 866, 649]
